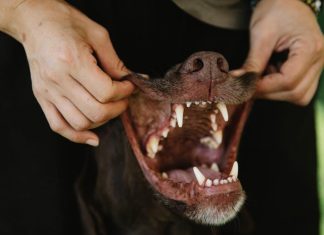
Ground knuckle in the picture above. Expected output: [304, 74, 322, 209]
[56, 49, 74, 65]
[288, 89, 303, 103]
[95, 26, 110, 41]
[90, 110, 109, 123]
[49, 121, 64, 133]
[72, 120, 91, 131]
[281, 78, 296, 91]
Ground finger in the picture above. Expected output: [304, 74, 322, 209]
[242, 29, 278, 73]
[88, 26, 129, 79]
[56, 77, 129, 123]
[37, 98, 99, 146]
[256, 49, 315, 94]
[52, 94, 92, 131]
[72, 56, 135, 103]
[256, 62, 322, 105]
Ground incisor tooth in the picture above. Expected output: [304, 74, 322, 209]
[175, 104, 184, 128]
[186, 102, 192, 108]
[213, 179, 219, 185]
[217, 102, 228, 122]
[193, 167, 206, 186]
[146, 136, 159, 158]
[210, 163, 220, 172]
[230, 161, 238, 180]
[205, 179, 212, 187]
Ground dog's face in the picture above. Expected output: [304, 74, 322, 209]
[122, 51, 258, 225]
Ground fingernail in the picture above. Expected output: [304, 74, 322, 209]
[86, 139, 99, 147]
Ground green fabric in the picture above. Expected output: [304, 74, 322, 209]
[317, 10, 324, 235]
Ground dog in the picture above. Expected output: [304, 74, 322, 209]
[76, 51, 258, 235]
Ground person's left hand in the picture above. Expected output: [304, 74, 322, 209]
[232, 0, 324, 106]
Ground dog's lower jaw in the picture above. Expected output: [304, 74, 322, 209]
[184, 192, 246, 225]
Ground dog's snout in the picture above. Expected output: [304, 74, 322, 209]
[179, 52, 229, 81]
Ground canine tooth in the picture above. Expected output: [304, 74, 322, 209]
[214, 130, 223, 144]
[161, 128, 169, 138]
[210, 163, 220, 172]
[186, 102, 192, 108]
[162, 172, 168, 179]
[213, 179, 219, 185]
[175, 104, 184, 128]
[217, 102, 228, 122]
[210, 114, 216, 124]
[193, 167, 206, 186]
[146, 136, 160, 158]
[205, 179, 212, 187]
[230, 161, 238, 180]
[170, 118, 176, 128]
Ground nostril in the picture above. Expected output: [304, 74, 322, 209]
[191, 58, 204, 73]
[217, 57, 227, 73]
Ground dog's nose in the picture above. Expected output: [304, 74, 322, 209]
[179, 52, 229, 82]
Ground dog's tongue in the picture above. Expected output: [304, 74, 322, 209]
[167, 166, 222, 184]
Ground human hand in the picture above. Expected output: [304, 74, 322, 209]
[6, 0, 135, 146]
[232, 0, 324, 106]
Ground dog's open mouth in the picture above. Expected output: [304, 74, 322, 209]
[122, 51, 258, 225]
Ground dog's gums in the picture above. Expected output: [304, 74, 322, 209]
[121, 51, 259, 225]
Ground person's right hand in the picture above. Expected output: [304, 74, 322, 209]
[5, 0, 135, 146]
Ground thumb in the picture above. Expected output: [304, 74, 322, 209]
[236, 31, 277, 75]
[90, 30, 130, 79]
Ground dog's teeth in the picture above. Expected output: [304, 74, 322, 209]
[146, 135, 160, 158]
[186, 102, 192, 108]
[230, 161, 238, 180]
[170, 118, 176, 128]
[193, 167, 206, 186]
[205, 179, 212, 187]
[207, 101, 212, 104]
[175, 104, 184, 128]
[213, 130, 223, 144]
[228, 177, 233, 183]
[210, 163, 220, 172]
[202, 101, 207, 105]
[200, 137, 219, 149]
[195, 101, 199, 105]
[213, 179, 219, 185]
[211, 123, 218, 131]
[217, 102, 228, 122]
[161, 128, 169, 138]
[162, 172, 168, 179]
[220, 179, 225, 184]
[210, 114, 216, 123]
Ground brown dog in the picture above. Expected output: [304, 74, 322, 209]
[77, 51, 258, 235]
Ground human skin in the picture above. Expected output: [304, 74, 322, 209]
[0, 0, 323, 146]
[0, 0, 135, 146]
[232, 0, 324, 106]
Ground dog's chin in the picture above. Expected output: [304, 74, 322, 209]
[157, 190, 246, 226]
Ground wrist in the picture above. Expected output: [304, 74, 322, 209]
[251, 0, 323, 15]
[0, 0, 66, 43]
